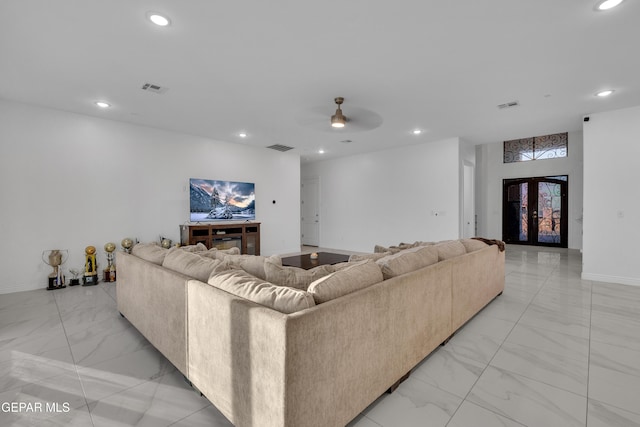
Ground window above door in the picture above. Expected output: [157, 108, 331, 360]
[503, 132, 568, 163]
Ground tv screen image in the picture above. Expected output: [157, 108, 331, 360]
[189, 179, 255, 222]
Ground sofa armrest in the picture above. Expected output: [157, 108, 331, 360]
[450, 245, 505, 331]
[187, 279, 289, 427]
[283, 260, 453, 427]
[116, 252, 189, 376]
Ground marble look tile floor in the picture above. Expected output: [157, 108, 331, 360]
[1, 245, 639, 426]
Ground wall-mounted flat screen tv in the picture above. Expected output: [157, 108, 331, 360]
[189, 178, 255, 222]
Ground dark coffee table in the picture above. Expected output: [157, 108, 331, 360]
[281, 252, 350, 270]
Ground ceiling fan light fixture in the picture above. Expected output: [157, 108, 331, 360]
[331, 114, 346, 128]
[147, 12, 171, 26]
[595, 89, 615, 97]
[596, 0, 624, 10]
[331, 97, 346, 128]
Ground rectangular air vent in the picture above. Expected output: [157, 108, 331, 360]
[498, 101, 519, 109]
[266, 144, 294, 152]
[141, 83, 168, 94]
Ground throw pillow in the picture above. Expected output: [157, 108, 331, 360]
[199, 246, 241, 260]
[162, 249, 222, 282]
[131, 243, 168, 265]
[264, 257, 335, 291]
[208, 269, 315, 314]
[223, 254, 270, 280]
[460, 238, 488, 253]
[434, 240, 466, 261]
[348, 252, 392, 262]
[307, 259, 383, 304]
[376, 245, 439, 279]
[178, 243, 208, 253]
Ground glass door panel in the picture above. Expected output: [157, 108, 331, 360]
[503, 181, 528, 243]
[503, 176, 568, 248]
[537, 181, 562, 244]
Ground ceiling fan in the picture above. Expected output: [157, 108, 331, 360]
[294, 97, 383, 133]
[331, 97, 347, 128]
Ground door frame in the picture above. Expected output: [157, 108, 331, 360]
[301, 177, 320, 246]
[502, 175, 568, 248]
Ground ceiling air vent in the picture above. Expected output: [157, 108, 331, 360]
[266, 144, 294, 152]
[141, 83, 168, 94]
[497, 101, 520, 109]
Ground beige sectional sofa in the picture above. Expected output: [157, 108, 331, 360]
[117, 238, 505, 427]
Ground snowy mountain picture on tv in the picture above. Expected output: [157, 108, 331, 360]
[189, 178, 255, 222]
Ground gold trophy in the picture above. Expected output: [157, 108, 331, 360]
[103, 242, 116, 282]
[42, 249, 68, 290]
[83, 246, 99, 286]
[121, 238, 134, 254]
[160, 236, 172, 249]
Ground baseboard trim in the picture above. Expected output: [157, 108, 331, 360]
[581, 272, 640, 287]
[0, 283, 43, 295]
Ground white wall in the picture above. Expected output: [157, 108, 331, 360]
[583, 105, 640, 286]
[475, 131, 584, 249]
[0, 100, 301, 294]
[459, 139, 476, 238]
[302, 138, 461, 252]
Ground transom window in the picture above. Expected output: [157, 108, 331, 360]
[503, 132, 568, 163]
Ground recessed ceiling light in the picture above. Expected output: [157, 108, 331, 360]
[595, 89, 615, 97]
[318, 149, 325, 154]
[596, 0, 624, 10]
[147, 12, 171, 26]
[239, 132, 247, 138]
[95, 101, 111, 108]
[412, 129, 422, 135]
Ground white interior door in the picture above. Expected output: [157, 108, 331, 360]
[301, 177, 319, 246]
[463, 163, 475, 238]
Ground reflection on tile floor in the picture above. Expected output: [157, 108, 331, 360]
[1, 245, 640, 426]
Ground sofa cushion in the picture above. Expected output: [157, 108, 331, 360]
[131, 243, 168, 265]
[178, 243, 208, 253]
[200, 246, 241, 260]
[376, 245, 439, 279]
[223, 254, 270, 280]
[162, 249, 222, 282]
[434, 240, 467, 261]
[208, 269, 315, 314]
[264, 257, 335, 291]
[307, 259, 383, 304]
[348, 252, 392, 262]
[374, 241, 434, 254]
[460, 238, 489, 253]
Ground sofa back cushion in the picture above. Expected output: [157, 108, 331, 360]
[460, 238, 489, 253]
[264, 257, 335, 290]
[162, 249, 222, 282]
[208, 269, 315, 314]
[222, 254, 269, 280]
[307, 259, 383, 304]
[375, 245, 439, 279]
[434, 240, 466, 261]
[200, 247, 241, 260]
[131, 243, 168, 265]
[177, 243, 208, 253]
[348, 252, 391, 262]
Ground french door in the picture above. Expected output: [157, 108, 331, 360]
[502, 176, 568, 248]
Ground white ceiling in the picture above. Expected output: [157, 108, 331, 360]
[1, 0, 639, 163]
